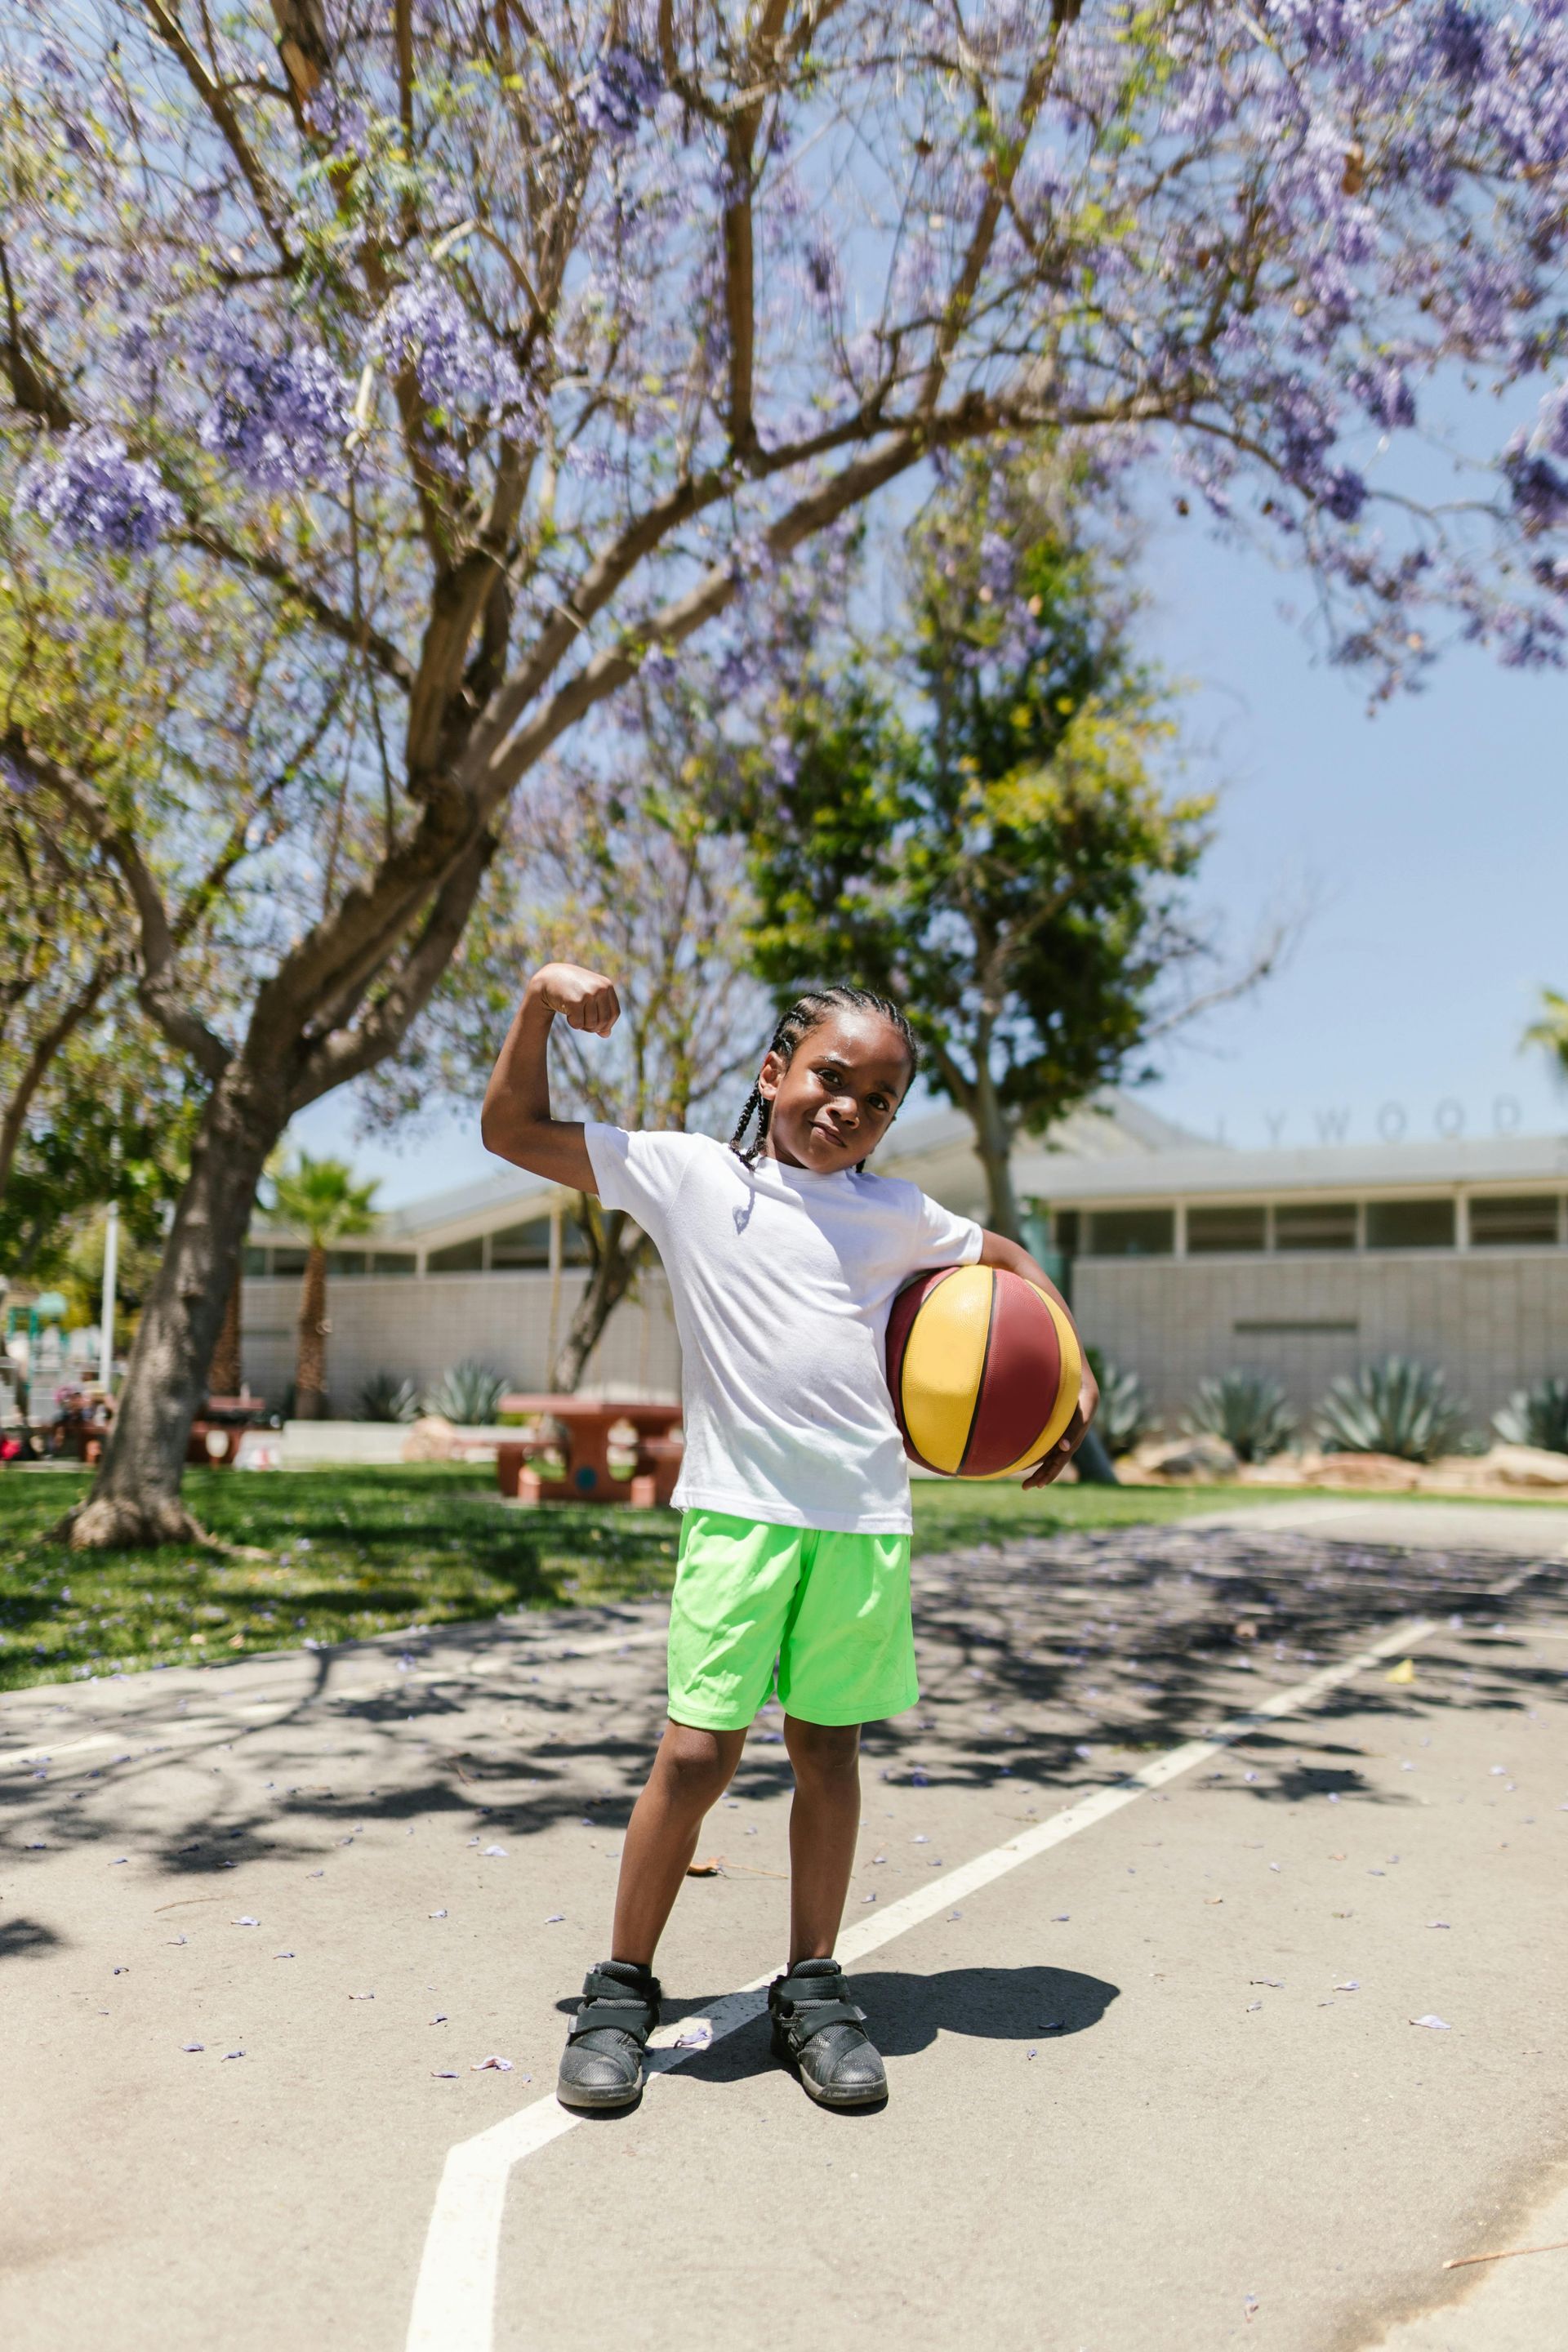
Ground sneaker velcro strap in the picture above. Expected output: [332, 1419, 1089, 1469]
[571, 1996, 657, 2038]
[776, 1997, 866, 2041]
[771, 1969, 850, 2008]
[581, 1967, 660, 2005]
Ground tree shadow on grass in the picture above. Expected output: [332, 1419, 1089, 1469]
[0, 1466, 682, 1690]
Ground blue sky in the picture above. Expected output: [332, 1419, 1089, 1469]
[296, 478, 1568, 1208]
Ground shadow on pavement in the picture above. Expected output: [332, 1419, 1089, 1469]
[669, 1963, 1120, 2092]
[0, 1915, 66, 1959]
[3, 1525, 1565, 1879]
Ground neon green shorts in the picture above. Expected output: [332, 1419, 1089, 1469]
[666, 1510, 919, 1731]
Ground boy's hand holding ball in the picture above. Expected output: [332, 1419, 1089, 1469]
[530, 960, 621, 1037]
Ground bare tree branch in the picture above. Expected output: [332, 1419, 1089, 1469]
[0, 731, 233, 1080]
[184, 523, 415, 690]
[0, 953, 119, 1199]
[290, 829, 497, 1105]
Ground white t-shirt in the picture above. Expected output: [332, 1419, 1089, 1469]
[585, 1125, 983, 1535]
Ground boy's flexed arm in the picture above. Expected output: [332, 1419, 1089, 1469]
[977, 1227, 1101, 1489]
[480, 962, 620, 1191]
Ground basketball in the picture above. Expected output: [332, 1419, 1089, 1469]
[886, 1263, 1083, 1479]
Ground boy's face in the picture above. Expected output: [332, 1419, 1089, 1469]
[759, 1010, 914, 1174]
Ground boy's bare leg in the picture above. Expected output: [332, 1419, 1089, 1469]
[610, 1719, 746, 1967]
[782, 1717, 862, 1963]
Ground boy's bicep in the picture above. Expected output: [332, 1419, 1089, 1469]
[496, 1120, 600, 1194]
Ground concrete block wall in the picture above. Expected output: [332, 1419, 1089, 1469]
[1074, 1251, 1568, 1428]
[239, 1267, 681, 1413]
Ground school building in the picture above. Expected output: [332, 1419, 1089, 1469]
[241, 1095, 1568, 1427]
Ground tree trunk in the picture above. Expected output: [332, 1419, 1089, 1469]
[294, 1243, 329, 1419]
[54, 1069, 285, 1548]
[550, 1209, 650, 1391]
[207, 1271, 243, 1396]
[969, 1049, 1117, 1484]
[971, 1061, 1023, 1241]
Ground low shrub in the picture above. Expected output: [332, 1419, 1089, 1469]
[1316, 1356, 1467, 1463]
[1085, 1355, 1150, 1454]
[423, 1359, 509, 1426]
[1186, 1370, 1296, 1463]
[359, 1371, 421, 1423]
[1493, 1376, 1568, 1454]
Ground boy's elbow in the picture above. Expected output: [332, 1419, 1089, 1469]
[479, 1099, 510, 1160]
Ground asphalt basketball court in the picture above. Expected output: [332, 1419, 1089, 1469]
[3, 1496, 1567, 2352]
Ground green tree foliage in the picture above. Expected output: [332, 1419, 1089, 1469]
[740, 450, 1224, 1238]
[1524, 989, 1568, 1082]
[265, 1152, 379, 1419]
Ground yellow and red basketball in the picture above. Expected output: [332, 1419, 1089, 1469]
[886, 1263, 1082, 1480]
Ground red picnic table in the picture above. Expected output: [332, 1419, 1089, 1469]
[495, 1394, 683, 1508]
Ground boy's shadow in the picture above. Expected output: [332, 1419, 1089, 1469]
[676, 1964, 1119, 2089]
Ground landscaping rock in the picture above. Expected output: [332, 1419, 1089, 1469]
[1481, 1442, 1568, 1489]
[1311, 1451, 1423, 1490]
[1127, 1432, 1239, 1481]
[401, 1414, 458, 1463]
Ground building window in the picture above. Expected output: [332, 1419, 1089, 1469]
[243, 1247, 270, 1276]
[1365, 1198, 1455, 1250]
[490, 1218, 551, 1268]
[1187, 1205, 1267, 1254]
[1085, 1208, 1174, 1258]
[369, 1252, 415, 1276]
[1051, 1209, 1080, 1254]
[488, 1215, 592, 1268]
[1468, 1195, 1561, 1247]
[270, 1247, 309, 1276]
[326, 1250, 368, 1276]
[1273, 1202, 1357, 1253]
[428, 1237, 485, 1273]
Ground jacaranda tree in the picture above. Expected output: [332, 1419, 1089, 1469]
[2, 1, 1568, 1542]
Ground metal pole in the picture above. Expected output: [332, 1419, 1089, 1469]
[545, 1199, 563, 1386]
[99, 1201, 119, 1390]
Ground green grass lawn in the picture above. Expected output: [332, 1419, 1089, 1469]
[0, 1464, 1252, 1695]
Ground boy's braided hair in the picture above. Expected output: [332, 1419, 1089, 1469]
[728, 986, 920, 1170]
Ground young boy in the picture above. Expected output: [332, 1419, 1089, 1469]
[481, 961, 1097, 2109]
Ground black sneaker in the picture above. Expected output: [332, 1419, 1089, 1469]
[556, 1960, 662, 2111]
[768, 1958, 888, 2108]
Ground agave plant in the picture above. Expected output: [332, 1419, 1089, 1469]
[359, 1371, 421, 1424]
[1316, 1356, 1468, 1463]
[1086, 1357, 1149, 1455]
[422, 1359, 509, 1427]
[1493, 1376, 1568, 1454]
[1186, 1370, 1297, 1463]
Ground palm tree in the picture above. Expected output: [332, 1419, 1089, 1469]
[266, 1152, 379, 1419]
[1524, 989, 1568, 1080]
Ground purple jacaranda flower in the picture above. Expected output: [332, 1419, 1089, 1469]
[371, 274, 530, 423]
[1431, 1, 1487, 87]
[20, 426, 180, 555]
[199, 333, 350, 488]
[1505, 445, 1568, 532]
[581, 46, 661, 143]
[1351, 359, 1417, 431]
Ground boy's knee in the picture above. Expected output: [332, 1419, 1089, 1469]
[783, 1717, 861, 1783]
[659, 1722, 737, 1803]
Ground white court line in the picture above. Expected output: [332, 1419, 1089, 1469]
[404, 1607, 1448, 2352]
